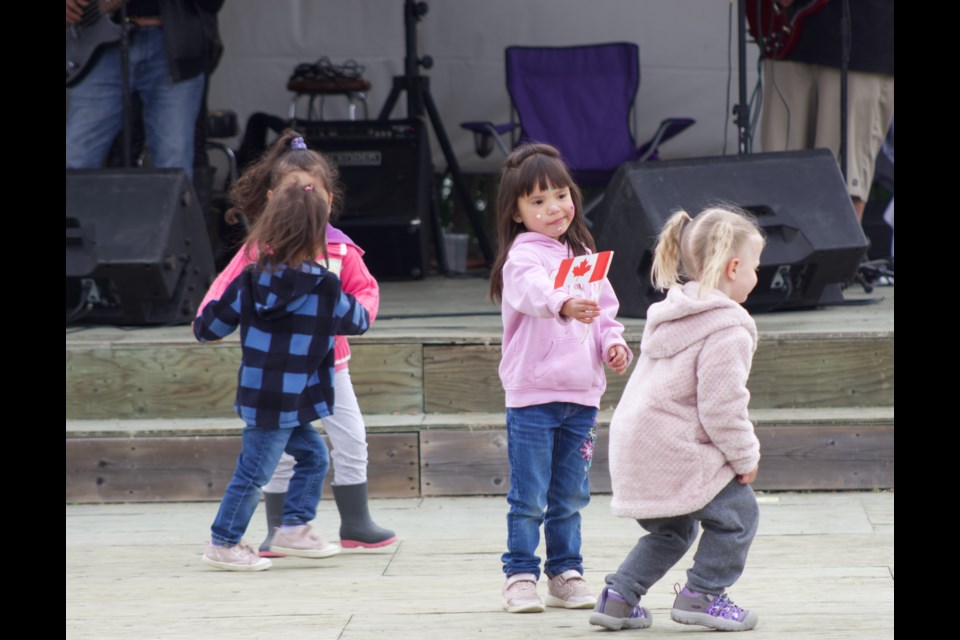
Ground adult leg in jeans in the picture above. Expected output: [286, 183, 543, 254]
[135, 27, 205, 176]
[66, 44, 126, 169]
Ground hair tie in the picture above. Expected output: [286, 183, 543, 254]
[304, 184, 314, 191]
[290, 137, 307, 151]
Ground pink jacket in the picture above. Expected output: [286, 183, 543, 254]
[608, 281, 760, 519]
[499, 232, 632, 409]
[196, 225, 379, 371]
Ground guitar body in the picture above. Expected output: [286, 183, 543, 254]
[745, 0, 830, 60]
[66, 2, 123, 87]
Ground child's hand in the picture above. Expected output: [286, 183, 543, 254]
[738, 464, 759, 485]
[607, 344, 629, 374]
[560, 298, 600, 324]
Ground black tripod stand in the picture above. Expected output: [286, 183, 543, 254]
[378, 0, 494, 271]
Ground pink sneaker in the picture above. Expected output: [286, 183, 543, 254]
[201, 540, 272, 572]
[269, 524, 340, 559]
[502, 573, 545, 613]
[545, 570, 596, 608]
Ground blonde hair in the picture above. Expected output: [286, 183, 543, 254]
[651, 205, 764, 294]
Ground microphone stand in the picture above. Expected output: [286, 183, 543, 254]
[119, 2, 134, 167]
[735, 0, 751, 155]
[838, 0, 850, 180]
[378, 0, 494, 270]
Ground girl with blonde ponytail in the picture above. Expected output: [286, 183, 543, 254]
[590, 205, 766, 633]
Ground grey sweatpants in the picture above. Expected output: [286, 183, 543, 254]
[605, 479, 759, 606]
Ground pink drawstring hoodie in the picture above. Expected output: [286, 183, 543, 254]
[608, 281, 761, 520]
[196, 225, 379, 371]
[499, 232, 632, 409]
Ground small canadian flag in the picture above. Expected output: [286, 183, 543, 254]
[553, 251, 614, 289]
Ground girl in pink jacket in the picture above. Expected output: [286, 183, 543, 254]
[489, 143, 631, 614]
[589, 206, 765, 633]
[198, 130, 396, 556]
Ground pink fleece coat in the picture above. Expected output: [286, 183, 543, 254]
[196, 225, 379, 371]
[608, 281, 760, 519]
[499, 232, 632, 408]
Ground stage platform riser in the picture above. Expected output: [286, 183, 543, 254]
[66, 336, 894, 420]
[66, 414, 893, 504]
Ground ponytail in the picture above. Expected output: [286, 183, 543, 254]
[651, 210, 692, 291]
[652, 205, 764, 296]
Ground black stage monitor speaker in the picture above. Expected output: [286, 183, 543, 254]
[66, 169, 215, 325]
[590, 149, 868, 317]
[302, 119, 433, 280]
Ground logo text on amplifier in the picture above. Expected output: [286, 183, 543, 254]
[327, 151, 383, 167]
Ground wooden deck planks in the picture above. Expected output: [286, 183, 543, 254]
[67, 311, 894, 420]
[348, 344, 424, 414]
[749, 337, 895, 408]
[66, 493, 895, 640]
[67, 432, 420, 503]
[419, 423, 893, 496]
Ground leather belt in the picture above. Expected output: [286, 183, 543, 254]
[127, 16, 162, 27]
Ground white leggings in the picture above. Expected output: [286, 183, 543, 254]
[263, 368, 368, 492]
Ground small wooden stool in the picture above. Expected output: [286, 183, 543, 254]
[287, 77, 371, 122]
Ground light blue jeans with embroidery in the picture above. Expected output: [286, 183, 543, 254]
[501, 402, 598, 579]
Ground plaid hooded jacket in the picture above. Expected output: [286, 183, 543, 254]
[194, 261, 369, 428]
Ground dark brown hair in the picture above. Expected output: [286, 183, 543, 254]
[488, 143, 595, 302]
[243, 182, 331, 270]
[225, 128, 343, 228]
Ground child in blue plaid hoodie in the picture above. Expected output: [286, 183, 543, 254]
[195, 178, 370, 571]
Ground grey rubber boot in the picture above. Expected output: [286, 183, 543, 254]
[331, 482, 398, 548]
[258, 492, 286, 557]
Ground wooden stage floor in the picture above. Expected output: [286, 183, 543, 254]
[65, 274, 894, 344]
[66, 490, 894, 639]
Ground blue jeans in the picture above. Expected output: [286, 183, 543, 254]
[210, 424, 329, 546]
[66, 26, 204, 175]
[502, 402, 598, 579]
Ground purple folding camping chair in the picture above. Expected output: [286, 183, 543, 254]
[461, 42, 694, 214]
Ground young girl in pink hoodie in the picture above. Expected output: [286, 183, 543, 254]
[489, 143, 632, 613]
[198, 130, 396, 557]
[589, 206, 765, 632]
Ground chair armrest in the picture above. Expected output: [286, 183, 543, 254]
[460, 121, 517, 158]
[636, 117, 695, 161]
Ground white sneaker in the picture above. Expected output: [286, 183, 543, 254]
[502, 573, 545, 613]
[269, 524, 340, 559]
[545, 570, 596, 608]
[201, 540, 272, 572]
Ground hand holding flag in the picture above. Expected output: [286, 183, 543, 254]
[554, 251, 614, 343]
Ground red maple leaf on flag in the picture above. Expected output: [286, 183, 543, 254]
[553, 251, 615, 289]
[572, 259, 591, 277]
